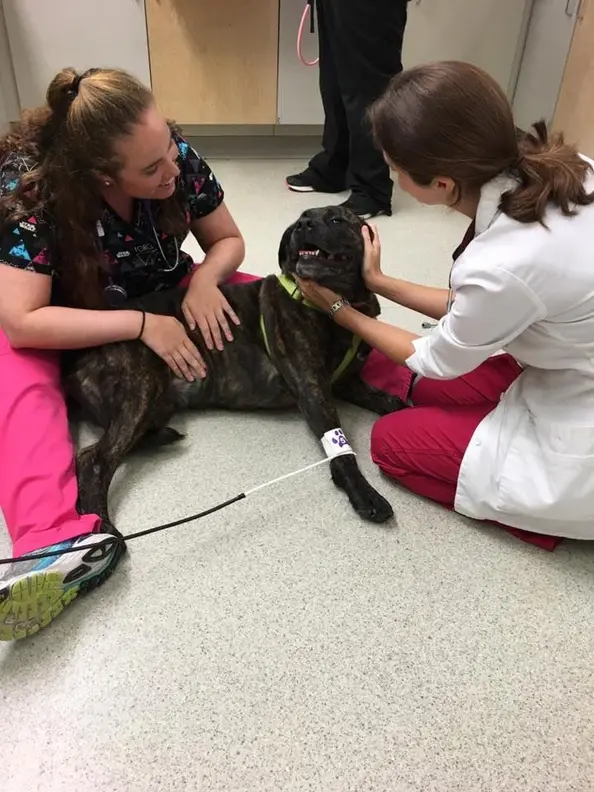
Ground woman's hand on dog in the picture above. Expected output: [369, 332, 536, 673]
[182, 270, 240, 352]
[295, 278, 341, 313]
[141, 313, 207, 382]
[362, 224, 383, 290]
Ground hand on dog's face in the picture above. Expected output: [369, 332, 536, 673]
[278, 206, 373, 303]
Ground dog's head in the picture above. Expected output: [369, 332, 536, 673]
[278, 206, 372, 303]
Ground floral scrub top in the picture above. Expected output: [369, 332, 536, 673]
[0, 136, 223, 303]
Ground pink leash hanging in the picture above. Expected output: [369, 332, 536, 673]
[297, 0, 319, 66]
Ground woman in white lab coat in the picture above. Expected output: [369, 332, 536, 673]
[297, 60, 594, 549]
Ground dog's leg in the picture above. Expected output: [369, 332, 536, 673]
[299, 395, 394, 523]
[262, 308, 393, 524]
[76, 386, 170, 529]
[137, 396, 184, 450]
[336, 375, 407, 416]
[297, 383, 394, 522]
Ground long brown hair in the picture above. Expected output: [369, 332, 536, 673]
[0, 67, 185, 307]
[368, 61, 594, 225]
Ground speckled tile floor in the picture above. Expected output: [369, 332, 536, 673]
[2, 155, 594, 792]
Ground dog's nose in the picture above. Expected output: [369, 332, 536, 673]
[297, 216, 313, 231]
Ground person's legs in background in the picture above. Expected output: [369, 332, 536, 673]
[0, 329, 123, 641]
[287, 0, 408, 218]
[368, 354, 562, 551]
[333, 0, 408, 216]
[287, 0, 350, 194]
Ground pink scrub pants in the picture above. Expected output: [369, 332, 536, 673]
[0, 271, 258, 558]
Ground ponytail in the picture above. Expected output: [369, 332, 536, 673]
[501, 120, 594, 225]
[368, 61, 594, 227]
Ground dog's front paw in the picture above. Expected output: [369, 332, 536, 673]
[350, 482, 394, 523]
[330, 456, 394, 524]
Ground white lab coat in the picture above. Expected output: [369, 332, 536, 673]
[406, 164, 594, 539]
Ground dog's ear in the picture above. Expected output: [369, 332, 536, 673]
[278, 222, 297, 272]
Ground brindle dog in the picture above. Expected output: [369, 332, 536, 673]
[65, 206, 405, 533]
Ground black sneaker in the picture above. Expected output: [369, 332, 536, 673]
[339, 194, 392, 219]
[286, 167, 345, 194]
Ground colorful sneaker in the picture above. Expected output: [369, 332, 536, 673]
[0, 533, 124, 641]
[286, 167, 345, 194]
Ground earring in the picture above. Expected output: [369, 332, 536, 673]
[104, 180, 111, 187]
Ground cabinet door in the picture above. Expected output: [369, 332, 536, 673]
[3, 0, 151, 110]
[403, 0, 531, 94]
[146, 0, 279, 125]
[277, 0, 324, 125]
[512, 0, 578, 131]
[554, 0, 594, 156]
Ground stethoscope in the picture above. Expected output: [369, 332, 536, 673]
[99, 200, 180, 308]
[297, 1, 319, 66]
[297, 2, 414, 66]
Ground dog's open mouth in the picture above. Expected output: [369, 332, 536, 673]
[297, 245, 345, 261]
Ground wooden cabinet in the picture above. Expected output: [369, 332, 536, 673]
[554, 0, 594, 157]
[1, 0, 535, 129]
[145, 0, 279, 125]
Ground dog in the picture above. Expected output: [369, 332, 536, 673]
[65, 206, 406, 533]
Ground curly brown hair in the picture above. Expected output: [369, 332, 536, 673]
[0, 67, 187, 308]
[368, 61, 594, 225]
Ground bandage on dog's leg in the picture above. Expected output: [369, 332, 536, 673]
[321, 427, 355, 458]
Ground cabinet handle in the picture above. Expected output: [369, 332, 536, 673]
[565, 0, 582, 17]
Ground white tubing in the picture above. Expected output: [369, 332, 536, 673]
[245, 457, 331, 496]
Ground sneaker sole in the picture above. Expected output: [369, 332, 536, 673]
[286, 181, 316, 193]
[0, 571, 80, 640]
[0, 540, 124, 641]
[286, 180, 345, 194]
[352, 209, 392, 220]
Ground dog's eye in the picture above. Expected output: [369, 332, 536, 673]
[330, 217, 344, 225]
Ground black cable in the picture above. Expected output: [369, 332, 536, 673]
[0, 455, 336, 567]
[0, 492, 246, 566]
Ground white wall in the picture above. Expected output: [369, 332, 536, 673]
[3, 0, 151, 110]
[0, 2, 19, 132]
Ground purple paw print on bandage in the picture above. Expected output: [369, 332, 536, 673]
[331, 429, 348, 448]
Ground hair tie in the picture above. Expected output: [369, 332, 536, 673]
[68, 74, 83, 99]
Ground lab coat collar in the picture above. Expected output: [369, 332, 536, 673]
[475, 171, 519, 235]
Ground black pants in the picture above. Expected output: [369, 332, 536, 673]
[309, 0, 408, 208]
